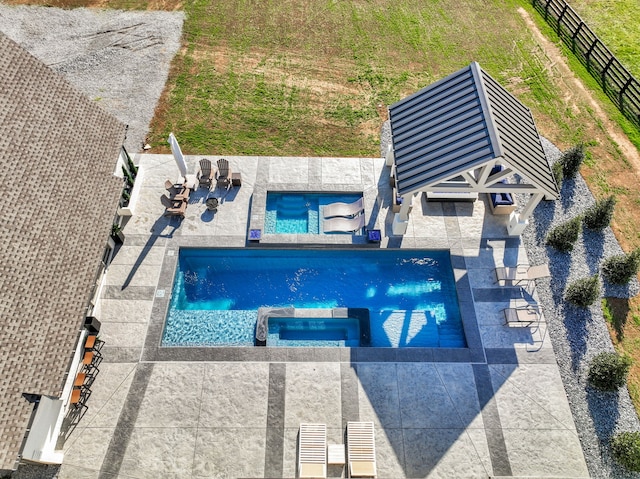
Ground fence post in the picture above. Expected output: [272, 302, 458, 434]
[620, 78, 632, 110]
[544, 0, 552, 21]
[601, 57, 615, 91]
[585, 39, 599, 73]
[557, 3, 569, 36]
[571, 21, 584, 53]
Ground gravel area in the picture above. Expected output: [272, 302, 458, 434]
[0, 4, 184, 153]
[523, 137, 640, 478]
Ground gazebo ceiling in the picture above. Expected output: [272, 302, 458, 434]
[388, 62, 559, 199]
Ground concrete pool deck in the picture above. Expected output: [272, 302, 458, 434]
[57, 154, 589, 478]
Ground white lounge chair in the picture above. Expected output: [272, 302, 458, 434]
[323, 198, 364, 218]
[495, 264, 550, 286]
[298, 423, 327, 478]
[323, 215, 365, 233]
[347, 421, 376, 478]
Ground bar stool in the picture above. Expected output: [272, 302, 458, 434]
[84, 335, 96, 349]
[82, 351, 94, 366]
[84, 334, 104, 354]
[69, 386, 89, 410]
[70, 387, 82, 406]
[82, 351, 100, 375]
[74, 371, 94, 389]
[74, 372, 87, 388]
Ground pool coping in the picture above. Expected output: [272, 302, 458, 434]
[142, 240, 485, 363]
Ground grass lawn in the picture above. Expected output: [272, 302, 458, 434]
[568, 0, 640, 79]
[6, 0, 640, 410]
[149, 0, 571, 157]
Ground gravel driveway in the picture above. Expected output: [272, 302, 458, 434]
[0, 4, 184, 153]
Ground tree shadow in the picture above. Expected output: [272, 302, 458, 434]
[531, 194, 558, 245]
[585, 387, 623, 473]
[546, 247, 573, 304]
[603, 297, 630, 342]
[563, 303, 595, 373]
[121, 214, 182, 290]
[582, 227, 606, 266]
[560, 177, 580, 210]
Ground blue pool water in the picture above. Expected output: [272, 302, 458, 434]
[268, 317, 361, 347]
[265, 193, 362, 234]
[162, 249, 465, 348]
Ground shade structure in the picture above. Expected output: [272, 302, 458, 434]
[388, 62, 558, 199]
[168, 132, 187, 178]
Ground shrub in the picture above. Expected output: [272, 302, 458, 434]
[602, 250, 640, 285]
[611, 432, 640, 472]
[588, 351, 632, 391]
[552, 160, 564, 189]
[565, 275, 600, 307]
[559, 143, 585, 179]
[546, 216, 582, 252]
[583, 196, 616, 231]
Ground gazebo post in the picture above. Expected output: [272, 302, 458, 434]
[392, 193, 413, 235]
[507, 193, 544, 236]
[385, 144, 394, 166]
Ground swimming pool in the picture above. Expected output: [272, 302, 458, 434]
[162, 249, 465, 348]
[265, 192, 362, 234]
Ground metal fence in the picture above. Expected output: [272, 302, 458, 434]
[532, 0, 640, 129]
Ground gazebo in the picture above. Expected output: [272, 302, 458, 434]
[386, 62, 559, 236]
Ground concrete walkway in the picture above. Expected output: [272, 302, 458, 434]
[57, 154, 589, 478]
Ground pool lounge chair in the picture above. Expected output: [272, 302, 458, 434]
[298, 423, 327, 479]
[323, 198, 364, 218]
[503, 304, 542, 326]
[495, 264, 550, 286]
[323, 215, 365, 234]
[347, 421, 376, 478]
[197, 159, 215, 189]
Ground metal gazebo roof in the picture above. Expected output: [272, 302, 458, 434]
[388, 62, 558, 199]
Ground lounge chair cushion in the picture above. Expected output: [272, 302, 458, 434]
[350, 461, 376, 477]
[299, 463, 326, 478]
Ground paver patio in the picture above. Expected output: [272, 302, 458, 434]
[57, 154, 589, 478]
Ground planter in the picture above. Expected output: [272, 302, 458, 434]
[111, 230, 125, 244]
[117, 166, 143, 217]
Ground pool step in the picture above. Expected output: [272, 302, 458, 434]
[439, 338, 467, 347]
[278, 194, 307, 204]
[276, 203, 309, 215]
[372, 310, 466, 348]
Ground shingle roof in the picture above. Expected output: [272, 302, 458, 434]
[0, 33, 126, 471]
[389, 62, 558, 198]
